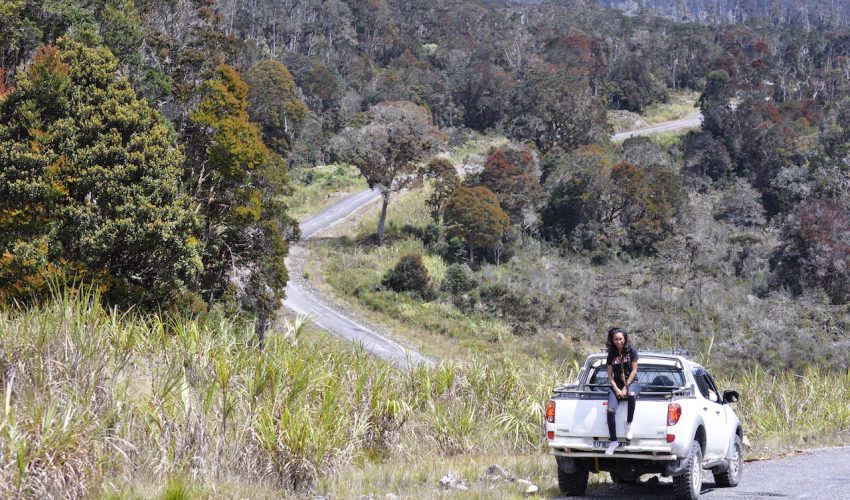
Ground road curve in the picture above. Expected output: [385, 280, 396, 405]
[571, 446, 850, 499]
[283, 189, 433, 370]
[612, 109, 703, 141]
[283, 110, 704, 369]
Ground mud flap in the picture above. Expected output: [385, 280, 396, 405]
[664, 456, 688, 477]
[557, 456, 577, 474]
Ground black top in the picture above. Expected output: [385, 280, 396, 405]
[607, 347, 639, 389]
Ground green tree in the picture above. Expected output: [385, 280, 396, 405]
[610, 162, 686, 255]
[443, 186, 510, 265]
[422, 156, 459, 222]
[0, 38, 200, 305]
[245, 60, 308, 155]
[184, 64, 296, 342]
[697, 70, 733, 139]
[331, 100, 443, 245]
[382, 253, 435, 299]
[505, 61, 608, 153]
[540, 145, 613, 243]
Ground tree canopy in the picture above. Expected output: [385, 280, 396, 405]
[332, 100, 443, 244]
[0, 38, 199, 305]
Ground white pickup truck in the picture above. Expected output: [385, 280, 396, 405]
[545, 352, 744, 500]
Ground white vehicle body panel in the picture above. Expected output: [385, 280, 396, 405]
[547, 353, 742, 464]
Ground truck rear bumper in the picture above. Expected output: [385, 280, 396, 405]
[548, 440, 678, 461]
[549, 448, 678, 461]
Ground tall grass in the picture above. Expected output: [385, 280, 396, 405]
[722, 365, 850, 450]
[0, 286, 565, 497]
[3, 285, 845, 497]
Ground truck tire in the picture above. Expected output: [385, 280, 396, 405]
[673, 441, 703, 500]
[558, 462, 589, 496]
[713, 435, 743, 487]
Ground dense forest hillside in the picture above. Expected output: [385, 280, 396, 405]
[4, 0, 850, 497]
[597, 0, 850, 26]
[2, 0, 850, 361]
[0, 0, 850, 356]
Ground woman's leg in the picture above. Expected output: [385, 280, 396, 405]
[626, 382, 641, 423]
[607, 389, 619, 441]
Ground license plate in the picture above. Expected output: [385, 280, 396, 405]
[593, 440, 628, 448]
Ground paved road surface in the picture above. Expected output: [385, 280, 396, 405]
[612, 110, 703, 141]
[298, 188, 381, 239]
[566, 446, 850, 499]
[283, 188, 432, 370]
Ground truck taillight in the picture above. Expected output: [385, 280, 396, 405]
[667, 403, 682, 426]
[546, 400, 556, 423]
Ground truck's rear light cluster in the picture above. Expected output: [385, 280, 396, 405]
[666, 434, 676, 443]
[546, 400, 555, 423]
[547, 431, 554, 440]
[667, 403, 682, 426]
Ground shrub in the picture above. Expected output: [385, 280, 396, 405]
[442, 264, 477, 295]
[382, 254, 436, 299]
[714, 179, 766, 227]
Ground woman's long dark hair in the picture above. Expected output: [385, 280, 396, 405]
[606, 327, 630, 356]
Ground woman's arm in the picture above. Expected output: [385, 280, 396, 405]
[625, 360, 638, 385]
[608, 365, 626, 397]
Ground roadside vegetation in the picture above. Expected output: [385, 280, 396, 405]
[284, 163, 367, 219]
[608, 91, 700, 133]
[2, 284, 849, 498]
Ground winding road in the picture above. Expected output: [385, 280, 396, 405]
[282, 110, 704, 368]
[281, 112, 850, 494]
[282, 189, 433, 369]
[612, 109, 703, 141]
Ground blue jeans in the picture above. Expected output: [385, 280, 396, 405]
[607, 382, 641, 441]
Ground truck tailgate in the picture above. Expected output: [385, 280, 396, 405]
[552, 396, 670, 441]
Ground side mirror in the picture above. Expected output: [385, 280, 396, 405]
[723, 389, 740, 404]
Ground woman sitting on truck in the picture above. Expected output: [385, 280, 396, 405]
[605, 327, 640, 455]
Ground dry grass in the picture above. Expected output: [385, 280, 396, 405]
[0, 285, 567, 498]
[0, 283, 846, 498]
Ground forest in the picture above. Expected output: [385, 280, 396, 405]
[3, 0, 849, 360]
[2, 0, 850, 496]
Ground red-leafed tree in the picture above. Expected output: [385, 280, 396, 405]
[770, 199, 850, 304]
[478, 145, 543, 231]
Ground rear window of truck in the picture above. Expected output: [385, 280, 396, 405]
[586, 365, 685, 391]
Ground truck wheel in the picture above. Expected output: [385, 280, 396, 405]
[558, 462, 589, 496]
[673, 441, 703, 500]
[713, 435, 743, 487]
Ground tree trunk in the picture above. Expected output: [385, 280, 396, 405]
[255, 308, 267, 351]
[377, 192, 390, 245]
[254, 311, 269, 351]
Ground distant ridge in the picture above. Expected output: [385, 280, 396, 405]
[595, 0, 850, 26]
